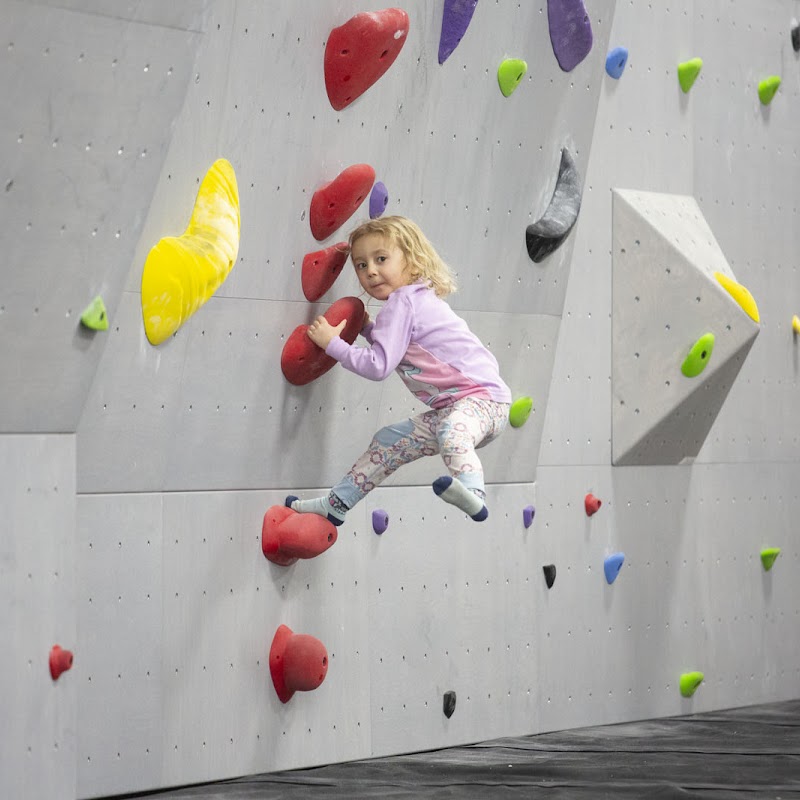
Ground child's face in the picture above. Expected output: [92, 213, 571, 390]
[351, 233, 410, 301]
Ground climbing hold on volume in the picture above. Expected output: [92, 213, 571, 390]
[49, 644, 73, 681]
[80, 296, 108, 331]
[438, 0, 479, 64]
[584, 493, 602, 516]
[758, 75, 781, 105]
[604, 552, 625, 584]
[681, 333, 715, 378]
[547, 0, 593, 72]
[369, 181, 389, 219]
[269, 624, 329, 703]
[543, 564, 556, 588]
[677, 58, 702, 92]
[497, 58, 527, 96]
[372, 509, 389, 534]
[310, 163, 375, 241]
[324, 8, 409, 111]
[760, 547, 780, 571]
[679, 671, 704, 697]
[509, 397, 533, 427]
[302, 243, 350, 302]
[523, 505, 535, 529]
[714, 272, 759, 323]
[262, 505, 338, 566]
[605, 46, 628, 79]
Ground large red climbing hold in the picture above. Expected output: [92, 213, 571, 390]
[324, 8, 410, 111]
[262, 505, 338, 566]
[302, 242, 350, 302]
[269, 624, 329, 703]
[585, 493, 602, 516]
[49, 645, 73, 681]
[281, 296, 366, 386]
[310, 164, 375, 241]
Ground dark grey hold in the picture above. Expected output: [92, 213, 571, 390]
[792, 20, 800, 52]
[543, 564, 556, 589]
[443, 690, 456, 718]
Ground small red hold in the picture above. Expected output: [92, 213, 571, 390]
[302, 242, 350, 302]
[49, 645, 73, 681]
[269, 624, 329, 703]
[324, 8, 410, 111]
[310, 164, 375, 241]
[585, 493, 602, 517]
[281, 296, 366, 386]
[262, 506, 338, 566]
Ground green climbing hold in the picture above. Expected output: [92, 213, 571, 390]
[497, 58, 527, 97]
[679, 671, 704, 698]
[677, 58, 703, 93]
[760, 547, 781, 571]
[80, 295, 109, 331]
[758, 76, 781, 105]
[681, 333, 715, 378]
[509, 397, 533, 428]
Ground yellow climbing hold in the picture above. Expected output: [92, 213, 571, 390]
[758, 75, 781, 105]
[760, 547, 780, 571]
[141, 159, 240, 345]
[679, 671, 704, 698]
[792, 316, 800, 335]
[713, 272, 759, 323]
[497, 58, 528, 97]
[677, 58, 703, 93]
[509, 397, 534, 428]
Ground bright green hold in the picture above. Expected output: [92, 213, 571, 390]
[760, 547, 781, 571]
[509, 397, 533, 428]
[681, 333, 715, 378]
[758, 75, 781, 105]
[80, 295, 109, 331]
[677, 58, 703, 93]
[498, 58, 528, 97]
[680, 671, 704, 698]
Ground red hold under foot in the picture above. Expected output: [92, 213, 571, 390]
[281, 296, 366, 386]
[302, 242, 350, 302]
[585, 493, 602, 517]
[269, 624, 329, 703]
[262, 505, 338, 566]
[49, 645, 73, 681]
[324, 8, 410, 111]
[309, 164, 375, 241]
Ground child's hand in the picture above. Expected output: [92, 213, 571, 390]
[307, 316, 346, 349]
[362, 310, 371, 330]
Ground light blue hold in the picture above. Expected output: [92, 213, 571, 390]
[605, 46, 628, 79]
[604, 552, 625, 584]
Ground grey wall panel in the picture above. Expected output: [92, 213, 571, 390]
[0, 434, 76, 800]
[28, 0, 212, 31]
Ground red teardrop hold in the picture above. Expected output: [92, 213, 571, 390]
[281, 296, 366, 386]
[269, 624, 329, 704]
[302, 242, 350, 302]
[309, 164, 375, 241]
[324, 8, 410, 111]
[585, 493, 602, 517]
[262, 505, 338, 566]
[49, 644, 74, 681]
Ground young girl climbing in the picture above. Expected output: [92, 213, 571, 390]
[288, 216, 511, 525]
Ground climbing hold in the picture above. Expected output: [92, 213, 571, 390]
[509, 397, 533, 427]
[523, 505, 535, 528]
[438, 0, 479, 64]
[679, 671, 704, 698]
[758, 76, 781, 105]
[141, 159, 239, 345]
[80, 295, 108, 331]
[681, 333, 715, 378]
[281, 296, 366, 386]
[713, 272, 760, 323]
[760, 547, 781, 571]
[604, 552, 625, 584]
[302, 242, 350, 302]
[792, 19, 800, 52]
[497, 58, 527, 97]
[369, 181, 389, 219]
[372, 509, 389, 535]
[310, 163, 375, 241]
[526, 148, 582, 262]
[547, 0, 593, 72]
[605, 46, 628, 79]
[584, 493, 602, 516]
[793, 316, 800, 335]
[324, 8, 409, 111]
[262, 505, 338, 566]
[677, 58, 703, 92]
[269, 624, 329, 704]
[49, 645, 73, 681]
[542, 564, 556, 589]
[443, 690, 457, 718]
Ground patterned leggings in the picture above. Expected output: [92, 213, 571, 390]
[331, 397, 510, 509]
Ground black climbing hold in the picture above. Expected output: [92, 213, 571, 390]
[792, 19, 800, 52]
[443, 690, 456, 718]
[526, 148, 582, 263]
[543, 564, 556, 588]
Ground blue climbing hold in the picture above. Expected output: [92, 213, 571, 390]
[604, 553, 625, 584]
[369, 181, 388, 219]
[438, 0, 480, 65]
[372, 509, 389, 534]
[523, 505, 535, 528]
[605, 46, 628, 79]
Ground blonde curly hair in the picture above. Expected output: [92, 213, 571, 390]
[347, 216, 457, 298]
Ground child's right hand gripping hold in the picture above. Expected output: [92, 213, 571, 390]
[307, 315, 346, 349]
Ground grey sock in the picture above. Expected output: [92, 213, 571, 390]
[289, 491, 348, 526]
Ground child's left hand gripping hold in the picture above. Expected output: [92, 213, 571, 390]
[307, 315, 346, 349]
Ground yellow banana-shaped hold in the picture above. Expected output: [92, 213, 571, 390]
[141, 159, 240, 345]
[713, 271, 759, 324]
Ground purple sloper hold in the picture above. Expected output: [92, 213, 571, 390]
[369, 181, 388, 218]
[523, 505, 535, 529]
[547, 0, 593, 72]
[438, 0, 479, 65]
[372, 509, 389, 534]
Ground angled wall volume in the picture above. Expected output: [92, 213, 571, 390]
[612, 189, 759, 465]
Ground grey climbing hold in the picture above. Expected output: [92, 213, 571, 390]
[792, 19, 800, 52]
[526, 148, 582, 263]
[443, 690, 457, 718]
[543, 564, 556, 588]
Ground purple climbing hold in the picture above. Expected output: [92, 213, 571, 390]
[547, 0, 593, 72]
[369, 181, 389, 219]
[438, 0, 479, 65]
[523, 505, 535, 528]
[372, 509, 389, 535]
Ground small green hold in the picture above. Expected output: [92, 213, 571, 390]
[758, 75, 781, 105]
[509, 397, 533, 428]
[760, 547, 781, 571]
[677, 58, 703, 92]
[681, 333, 715, 378]
[80, 295, 109, 331]
[498, 58, 528, 97]
[680, 671, 704, 698]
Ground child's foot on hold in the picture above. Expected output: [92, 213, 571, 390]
[285, 492, 347, 527]
[432, 476, 488, 521]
